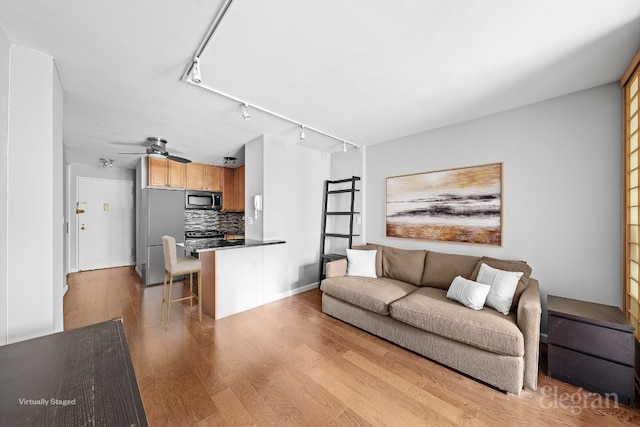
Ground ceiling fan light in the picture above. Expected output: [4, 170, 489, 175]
[100, 158, 113, 168]
[191, 57, 202, 83]
[242, 103, 251, 120]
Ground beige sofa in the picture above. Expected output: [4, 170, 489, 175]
[320, 244, 542, 395]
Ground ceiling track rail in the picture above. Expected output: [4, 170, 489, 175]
[180, 0, 360, 152]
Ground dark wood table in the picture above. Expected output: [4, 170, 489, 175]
[0, 319, 148, 426]
[547, 295, 635, 407]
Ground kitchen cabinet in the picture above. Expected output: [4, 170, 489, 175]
[186, 163, 222, 191]
[205, 165, 222, 191]
[186, 163, 205, 189]
[222, 165, 244, 212]
[148, 156, 185, 188]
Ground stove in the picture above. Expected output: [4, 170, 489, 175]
[185, 230, 225, 251]
[185, 230, 224, 239]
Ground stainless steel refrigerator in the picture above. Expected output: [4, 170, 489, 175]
[140, 188, 185, 285]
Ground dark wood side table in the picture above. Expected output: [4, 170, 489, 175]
[0, 318, 148, 426]
[547, 295, 635, 407]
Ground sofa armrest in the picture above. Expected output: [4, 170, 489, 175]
[325, 259, 348, 278]
[517, 278, 542, 391]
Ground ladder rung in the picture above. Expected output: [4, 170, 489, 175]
[326, 211, 360, 215]
[321, 253, 347, 260]
[328, 177, 361, 184]
[324, 233, 360, 238]
[328, 189, 360, 194]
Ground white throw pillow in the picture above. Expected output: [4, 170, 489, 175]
[346, 249, 377, 278]
[476, 263, 524, 315]
[446, 276, 491, 310]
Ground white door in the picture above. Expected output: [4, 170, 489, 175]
[77, 177, 134, 271]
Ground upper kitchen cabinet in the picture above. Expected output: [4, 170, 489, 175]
[186, 162, 205, 189]
[222, 165, 245, 212]
[186, 163, 222, 191]
[205, 165, 222, 191]
[148, 156, 186, 188]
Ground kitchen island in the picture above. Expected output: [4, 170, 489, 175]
[179, 239, 286, 320]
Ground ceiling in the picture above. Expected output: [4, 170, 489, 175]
[0, 1, 639, 169]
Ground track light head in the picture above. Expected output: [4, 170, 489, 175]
[191, 57, 202, 83]
[242, 103, 251, 120]
[299, 125, 306, 140]
[100, 158, 113, 168]
[342, 141, 348, 153]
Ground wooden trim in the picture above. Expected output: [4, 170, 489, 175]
[621, 48, 640, 87]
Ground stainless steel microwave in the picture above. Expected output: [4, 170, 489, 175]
[185, 190, 222, 210]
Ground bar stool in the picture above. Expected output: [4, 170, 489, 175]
[161, 235, 202, 329]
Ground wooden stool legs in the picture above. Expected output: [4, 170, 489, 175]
[160, 269, 202, 329]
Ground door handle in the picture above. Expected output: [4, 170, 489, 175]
[76, 209, 85, 214]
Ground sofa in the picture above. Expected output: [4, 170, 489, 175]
[319, 244, 542, 395]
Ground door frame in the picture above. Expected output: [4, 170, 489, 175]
[75, 176, 134, 271]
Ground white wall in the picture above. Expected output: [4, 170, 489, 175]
[6, 46, 64, 343]
[52, 54, 64, 332]
[244, 136, 264, 241]
[357, 83, 622, 332]
[67, 162, 134, 273]
[260, 135, 330, 299]
[0, 25, 10, 345]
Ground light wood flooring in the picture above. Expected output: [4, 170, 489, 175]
[64, 267, 640, 426]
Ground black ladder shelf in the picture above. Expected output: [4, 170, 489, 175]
[319, 176, 361, 283]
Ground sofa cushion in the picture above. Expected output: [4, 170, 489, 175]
[320, 276, 418, 316]
[389, 287, 524, 357]
[382, 246, 427, 286]
[353, 244, 384, 278]
[421, 251, 481, 289]
[470, 257, 532, 311]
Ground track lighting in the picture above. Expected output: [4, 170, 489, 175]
[191, 57, 202, 83]
[100, 158, 113, 168]
[223, 156, 237, 165]
[299, 125, 306, 140]
[242, 103, 251, 120]
[342, 141, 348, 153]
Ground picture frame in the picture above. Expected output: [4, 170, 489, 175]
[386, 162, 502, 245]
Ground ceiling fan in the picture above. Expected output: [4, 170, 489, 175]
[118, 137, 191, 163]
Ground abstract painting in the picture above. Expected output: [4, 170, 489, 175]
[386, 163, 502, 245]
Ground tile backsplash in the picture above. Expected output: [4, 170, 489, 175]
[185, 210, 245, 233]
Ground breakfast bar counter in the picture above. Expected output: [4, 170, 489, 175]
[179, 239, 286, 320]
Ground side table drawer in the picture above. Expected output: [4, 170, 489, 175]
[548, 316, 634, 366]
[548, 344, 634, 405]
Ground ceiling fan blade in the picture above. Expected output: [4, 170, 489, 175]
[166, 154, 191, 163]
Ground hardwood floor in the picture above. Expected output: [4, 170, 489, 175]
[64, 267, 640, 426]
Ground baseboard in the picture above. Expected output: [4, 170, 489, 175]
[263, 282, 320, 305]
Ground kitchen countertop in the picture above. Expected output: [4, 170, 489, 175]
[178, 239, 285, 254]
